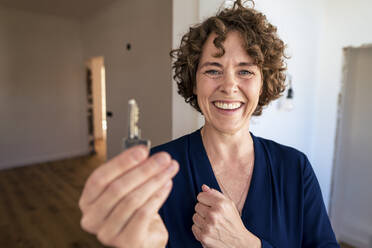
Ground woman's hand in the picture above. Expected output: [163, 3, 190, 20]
[79, 146, 179, 248]
[192, 185, 261, 248]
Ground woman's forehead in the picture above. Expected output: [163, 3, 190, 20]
[200, 31, 254, 64]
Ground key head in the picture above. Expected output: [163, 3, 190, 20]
[124, 99, 151, 150]
[123, 138, 151, 150]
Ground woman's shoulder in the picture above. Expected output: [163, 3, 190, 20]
[253, 134, 310, 170]
[150, 130, 197, 158]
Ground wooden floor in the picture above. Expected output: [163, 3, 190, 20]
[0, 139, 357, 248]
[339, 242, 357, 248]
[0, 139, 107, 248]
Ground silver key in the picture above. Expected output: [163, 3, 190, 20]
[123, 99, 151, 150]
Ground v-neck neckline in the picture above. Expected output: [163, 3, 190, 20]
[192, 128, 260, 219]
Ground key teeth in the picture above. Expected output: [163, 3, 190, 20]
[134, 107, 139, 124]
[125, 98, 149, 150]
[135, 109, 139, 123]
[134, 126, 139, 138]
[128, 99, 140, 139]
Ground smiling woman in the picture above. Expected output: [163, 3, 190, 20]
[195, 31, 262, 135]
[171, 0, 286, 117]
[79, 0, 340, 247]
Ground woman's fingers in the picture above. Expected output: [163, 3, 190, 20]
[113, 181, 174, 247]
[192, 212, 205, 229]
[142, 214, 169, 248]
[81, 152, 173, 233]
[192, 224, 202, 241]
[97, 160, 179, 241]
[195, 202, 210, 218]
[97, 152, 172, 213]
[197, 190, 223, 207]
[79, 146, 175, 248]
[79, 145, 149, 209]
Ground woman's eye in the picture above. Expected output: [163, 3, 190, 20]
[238, 70, 253, 76]
[204, 70, 222, 76]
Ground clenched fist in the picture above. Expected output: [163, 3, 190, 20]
[192, 185, 261, 248]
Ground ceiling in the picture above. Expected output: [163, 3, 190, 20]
[0, 0, 117, 19]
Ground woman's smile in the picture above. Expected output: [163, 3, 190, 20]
[212, 101, 245, 115]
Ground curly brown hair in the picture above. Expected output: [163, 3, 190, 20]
[170, 0, 287, 116]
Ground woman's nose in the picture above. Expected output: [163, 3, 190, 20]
[220, 71, 238, 94]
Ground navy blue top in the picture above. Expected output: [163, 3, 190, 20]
[151, 129, 339, 248]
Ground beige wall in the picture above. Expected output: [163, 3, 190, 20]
[81, 0, 173, 159]
[0, 5, 89, 169]
[0, 0, 174, 168]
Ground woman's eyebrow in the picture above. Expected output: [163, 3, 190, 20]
[199, 62, 223, 69]
[236, 62, 255, 67]
[199, 61, 256, 69]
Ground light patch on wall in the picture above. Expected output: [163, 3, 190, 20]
[101, 65, 107, 132]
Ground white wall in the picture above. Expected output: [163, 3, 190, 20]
[82, 0, 173, 159]
[311, 0, 372, 244]
[330, 47, 372, 248]
[311, 0, 372, 212]
[0, 5, 89, 170]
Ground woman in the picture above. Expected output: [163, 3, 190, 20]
[79, 1, 340, 247]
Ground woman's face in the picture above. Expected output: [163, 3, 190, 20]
[195, 31, 262, 135]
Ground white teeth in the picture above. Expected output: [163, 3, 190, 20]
[214, 101, 242, 110]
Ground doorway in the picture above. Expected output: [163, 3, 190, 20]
[330, 46, 372, 248]
[86, 56, 107, 160]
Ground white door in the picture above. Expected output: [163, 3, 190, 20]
[330, 46, 372, 248]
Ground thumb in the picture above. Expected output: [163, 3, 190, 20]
[202, 184, 227, 199]
[202, 184, 211, 192]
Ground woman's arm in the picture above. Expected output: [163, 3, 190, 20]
[302, 158, 340, 248]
